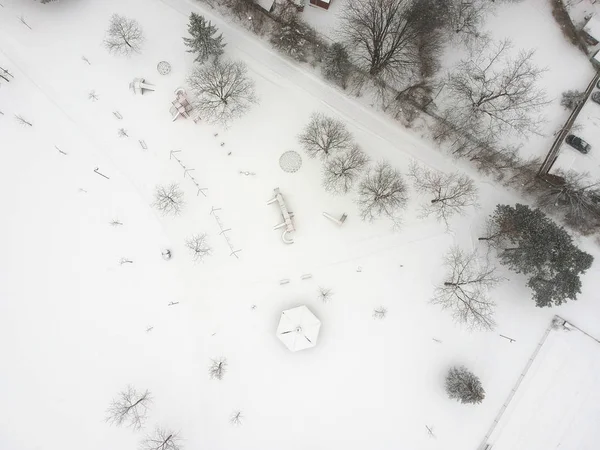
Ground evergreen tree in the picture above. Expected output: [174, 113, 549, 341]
[480, 204, 593, 307]
[322, 43, 352, 89]
[271, 15, 315, 62]
[445, 366, 485, 404]
[183, 13, 225, 64]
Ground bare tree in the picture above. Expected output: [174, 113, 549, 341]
[208, 357, 227, 380]
[372, 306, 388, 319]
[153, 184, 185, 216]
[407, 161, 478, 226]
[14, 114, 33, 126]
[298, 113, 353, 159]
[535, 170, 600, 234]
[357, 161, 409, 223]
[140, 427, 181, 450]
[185, 233, 212, 262]
[188, 59, 257, 125]
[106, 386, 152, 430]
[104, 14, 144, 56]
[446, 0, 490, 43]
[322, 145, 369, 194]
[337, 0, 423, 83]
[444, 39, 548, 139]
[229, 411, 243, 426]
[431, 246, 501, 331]
[317, 286, 333, 303]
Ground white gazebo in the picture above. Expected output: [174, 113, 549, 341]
[277, 306, 321, 352]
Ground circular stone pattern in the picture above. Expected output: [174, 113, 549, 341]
[157, 61, 172, 75]
[279, 151, 302, 173]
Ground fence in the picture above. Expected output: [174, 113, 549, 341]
[476, 316, 559, 450]
[170, 149, 242, 258]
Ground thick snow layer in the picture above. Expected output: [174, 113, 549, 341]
[552, 94, 600, 175]
[485, 321, 600, 450]
[1, 1, 600, 450]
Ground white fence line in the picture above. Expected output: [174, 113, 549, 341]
[476, 316, 559, 450]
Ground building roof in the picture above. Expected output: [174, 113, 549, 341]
[584, 15, 600, 41]
[256, 0, 275, 11]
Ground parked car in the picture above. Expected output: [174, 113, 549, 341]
[591, 91, 600, 105]
[565, 135, 591, 154]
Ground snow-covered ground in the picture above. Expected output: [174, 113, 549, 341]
[301, 0, 596, 163]
[553, 90, 600, 175]
[485, 319, 600, 450]
[1, 1, 600, 450]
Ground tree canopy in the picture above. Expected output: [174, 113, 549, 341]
[481, 204, 593, 307]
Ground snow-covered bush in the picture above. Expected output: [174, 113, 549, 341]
[560, 89, 584, 111]
[445, 365, 485, 404]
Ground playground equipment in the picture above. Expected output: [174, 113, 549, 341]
[129, 77, 155, 95]
[169, 88, 200, 122]
[322, 212, 347, 226]
[267, 188, 295, 244]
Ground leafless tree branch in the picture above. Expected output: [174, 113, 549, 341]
[444, 39, 548, 138]
[536, 170, 600, 234]
[106, 385, 152, 430]
[322, 144, 369, 194]
[208, 357, 227, 380]
[407, 161, 478, 226]
[298, 113, 353, 159]
[185, 233, 212, 262]
[337, 0, 423, 84]
[104, 14, 144, 56]
[317, 286, 334, 303]
[188, 59, 257, 126]
[140, 427, 181, 450]
[431, 246, 501, 331]
[153, 184, 185, 216]
[356, 160, 409, 223]
[229, 410, 243, 426]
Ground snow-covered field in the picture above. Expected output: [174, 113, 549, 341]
[486, 319, 600, 450]
[1, 1, 600, 450]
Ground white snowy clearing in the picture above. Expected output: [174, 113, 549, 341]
[486, 319, 600, 450]
[1, 1, 600, 450]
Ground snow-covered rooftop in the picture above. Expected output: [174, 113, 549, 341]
[584, 15, 600, 41]
[256, 0, 275, 12]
